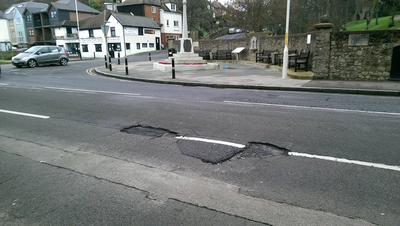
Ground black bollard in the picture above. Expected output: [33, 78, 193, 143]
[109, 55, 112, 71]
[125, 56, 129, 75]
[171, 57, 175, 79]
[118, 52, 120, 65]
[104, 55, 108, 68]
[149, 52, 151, 61]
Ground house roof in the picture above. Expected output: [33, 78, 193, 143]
[4, 2, 48, 19]
[0, 11, 4, 19]
[211, 0, 225, 9]
[52, 0, 100, 14]
[118, 0, 161, 7]
[160, 1, 180, 13]
[80, 11, 160, 30]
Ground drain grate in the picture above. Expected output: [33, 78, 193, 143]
[121, 125, 178, 138]
[237, 142, 289, 159]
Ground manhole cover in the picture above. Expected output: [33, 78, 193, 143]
[121, 125, 178, 138]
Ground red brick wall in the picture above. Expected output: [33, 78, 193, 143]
[144, 5, 160, 25]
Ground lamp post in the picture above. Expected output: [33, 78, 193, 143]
[74, 0, 82, 59]
[282, 0, 290, 79]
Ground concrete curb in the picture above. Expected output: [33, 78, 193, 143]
[94, 68, 400, 97]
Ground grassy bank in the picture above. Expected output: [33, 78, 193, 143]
[346, 15, 400, 31]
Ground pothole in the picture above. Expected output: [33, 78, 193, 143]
[121, 125, 178, 138]
[236, 142, 289, 159]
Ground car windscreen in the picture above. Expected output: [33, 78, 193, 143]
[24, 46, 42, 53]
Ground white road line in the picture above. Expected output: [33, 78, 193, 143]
[0, 83, 8, 86]
[289, 152, 400, 172]
[176, 135, 400, 172]
[224, 100, 400, 116]
[45, 87, 141, 96]
[0, 109, 50, 119]
[176, 136, 246, 148]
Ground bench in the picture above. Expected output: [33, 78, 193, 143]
[195, 50, 211, 60]
[256, 50, 276, 63]
[212, 50, 232, 60]
[289, 51, 310, 72]
[276, 50, 297, 66]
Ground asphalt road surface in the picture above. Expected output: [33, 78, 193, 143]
[0, 52, 399, 226]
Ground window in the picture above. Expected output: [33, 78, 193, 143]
[89, 29, 94, 37]
[149, 43, 154, 48]
[107, 5, 113, 10]
[29, 29, 34, 36]
[66, 27, 72, 35]
[126, 43, 130, 50]
[138, 27, 143, 35]
[151, 6, 156, 13]
[39, 47, 50, 53]
[111, 27, 116, 37]
[95, 44, 102, 52]
[26, 15, 32, 22]
[49, 47, 59, 52]
[16, 18, 21, 24]
[82, 45, 88, 52]
[171, 3, 176, 11]
[174, 21, 179, 27]
[142, 43, 147, 48]
[50, 11, 57, 19]
[166, 20, 169, 26]
[136, 43, 140, 49]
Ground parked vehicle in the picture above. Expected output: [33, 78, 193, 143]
[229, 28, 236, 34]
[11, 46, 69, 68]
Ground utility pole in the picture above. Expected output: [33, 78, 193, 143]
[282, 0, 291, 79]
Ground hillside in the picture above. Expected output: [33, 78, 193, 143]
[345, 15, 400, 31]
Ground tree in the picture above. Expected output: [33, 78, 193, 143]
[380, 0, 400, 27]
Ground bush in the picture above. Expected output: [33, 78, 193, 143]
[0, 51, 23, 60]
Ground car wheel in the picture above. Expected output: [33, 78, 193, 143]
[27, 59, 37, 68]
[60, 58, 68, 66]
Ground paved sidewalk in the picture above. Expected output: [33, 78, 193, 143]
[94, 60, 400, 96]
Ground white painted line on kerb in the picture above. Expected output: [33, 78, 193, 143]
[289, 152, 400, 172]
[224, 101, 400, 116]
[45, 87, 141, 96]
[176, 136, 246, 148]
[0, 109, 50, 119]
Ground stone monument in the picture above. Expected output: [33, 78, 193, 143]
[153, 0, 218, 72]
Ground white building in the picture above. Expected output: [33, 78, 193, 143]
[55, 11, 161, 59]
[160, 0, 182, 49]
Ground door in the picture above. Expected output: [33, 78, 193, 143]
[36, 47, 52, 65]
[390, 45, 400, 80]
[156, 37, 160, 50]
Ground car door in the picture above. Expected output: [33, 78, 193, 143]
[49, 46, 61, 64]
[36, 47, 52, 65]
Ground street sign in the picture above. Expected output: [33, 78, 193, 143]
[101, 25, 109, 36]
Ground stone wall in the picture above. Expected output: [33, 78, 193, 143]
[198, 32, 315, 69]
[329, 30, 400, 80]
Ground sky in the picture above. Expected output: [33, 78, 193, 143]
[217, 0, 230, 6]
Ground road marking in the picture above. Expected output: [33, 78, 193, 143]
[45, 87, 141, 96]
[224, 101, 400, 116]
[176, 136, 246, 148]
[176, 135, 400, 172]
[0, 109, 50, 119]
[0, 83, 8, 86]
[289, 152, 400, 172]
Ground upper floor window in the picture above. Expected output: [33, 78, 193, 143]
[151, 6, 156, 13]
[16, 18, 21, 24]
[138, 27, 143, 36]
[66, 27, 72, 35]
[171, 3, 176, 11]
[50, 11, 57, 19]
[29, 29, 34, 36]
[26, 15, 32, 22]
[174, 21, 179, 27]
[111, 27, 116, 37]
[89, 29, 94, 37]
[166, 20, 169, 26]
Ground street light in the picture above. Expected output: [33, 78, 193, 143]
[74, 0, 82, 59]
[282, 0, 290, 79]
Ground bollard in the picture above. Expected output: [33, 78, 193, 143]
[109, 55, 112, 71]
[125, 56, 129, 75]
[171, 57, 175, 79]
[104, 55, 108, 68]
[149, 52, 151, 61]
[118, 52, 120, 65]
